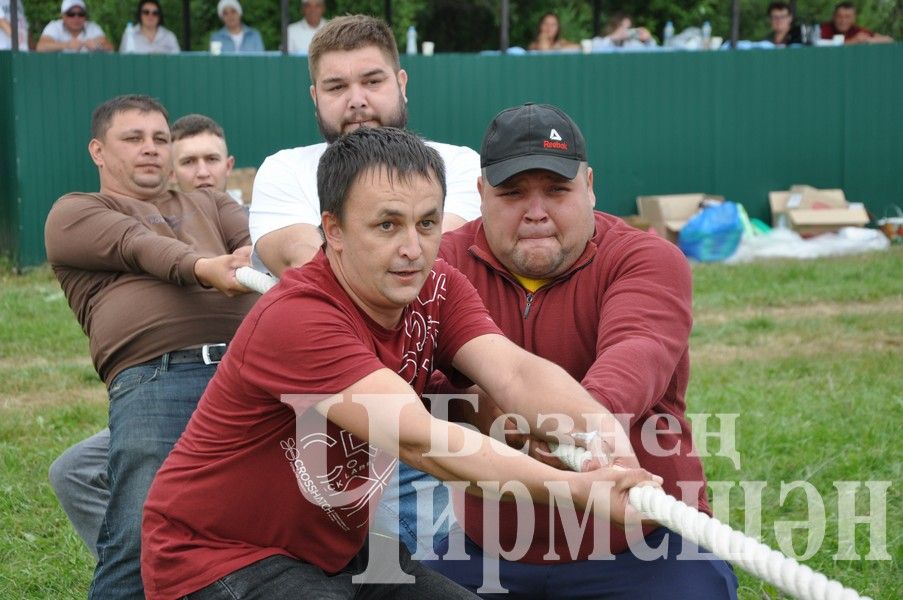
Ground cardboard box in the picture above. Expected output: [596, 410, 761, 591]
[768, 185, 869, 237]
[226, 167, 257, 205]
[636, 193, 724, 242]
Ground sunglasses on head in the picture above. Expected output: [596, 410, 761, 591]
[65, 10, 87, 17]
[142, 9, 160, 15]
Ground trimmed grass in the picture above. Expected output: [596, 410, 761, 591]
[1, 249, 901, 598]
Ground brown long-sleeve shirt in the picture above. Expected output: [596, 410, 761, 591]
[45, 189, 258, 385]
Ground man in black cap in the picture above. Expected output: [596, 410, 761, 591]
[424, 103, 738, 598]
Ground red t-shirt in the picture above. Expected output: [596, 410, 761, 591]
[141, 252, 500, 600]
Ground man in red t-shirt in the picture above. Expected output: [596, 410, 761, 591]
[423, 104, 739, 598]
[141, 127, 659, 600]
[820, 1, 893, 44]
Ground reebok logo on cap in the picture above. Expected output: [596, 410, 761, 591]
[480, 103, 587, 186]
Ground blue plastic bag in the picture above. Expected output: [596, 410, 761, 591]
[678, 201, 744, 262]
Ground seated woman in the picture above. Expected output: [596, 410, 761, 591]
[120, 0, 179, 54]
[592, 13, 657, 50]
[211, 0, 264, 53]
[528, 12, 579, 51]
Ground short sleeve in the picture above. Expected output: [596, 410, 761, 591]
[429, 142, 481, 222]
[237, 289, 387, 411]
[433, 261, 503, 374]
[249, 148, 323, 245]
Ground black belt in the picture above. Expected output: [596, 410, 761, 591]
[161, 343, 228, 366]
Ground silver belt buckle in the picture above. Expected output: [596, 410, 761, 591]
[201, 343, 227, 365]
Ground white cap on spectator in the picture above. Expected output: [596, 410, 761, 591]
[217, 0, 242, 19]
[62, 0, 86, 13]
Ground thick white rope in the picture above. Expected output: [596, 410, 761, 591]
[236, 266, 278, 294]
[550, 443, 870, 600]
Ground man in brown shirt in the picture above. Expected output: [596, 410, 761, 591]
[47, 111, 246, 565]
[44, 94, 256, 599]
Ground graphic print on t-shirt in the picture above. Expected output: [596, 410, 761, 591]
[281, 268, 449, 532]
[282, 428, 398, 532]
[399, 270, 446, 384]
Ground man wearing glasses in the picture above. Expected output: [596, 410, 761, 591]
[37, 0, 111, 52]
[764, 2, 802, 46]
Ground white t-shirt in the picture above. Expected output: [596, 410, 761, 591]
[40, 19, 106, 52]
[0, 0, 28, 51]
[249, 140, 481, 247]
[287, 18, 326, 54]
[119, 25, 180, 54]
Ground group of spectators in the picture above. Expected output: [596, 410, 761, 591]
[765, 1, 893, 46]
[0, 0, 328, 54]
[529, 1, 893, 52]
[43, 12, 743, 600]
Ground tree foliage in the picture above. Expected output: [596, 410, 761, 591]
[19, 0, 900, 52]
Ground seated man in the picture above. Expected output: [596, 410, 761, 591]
[820, 1, 893, 44]
[287, 0, 327, 54]
[0, 0, 28, 51]
[37, 0, 111, 52]
[591, 13, 657, 50]
[423, 103, 738, 598]
[141, 126, 659, 600]
[765, 2, 803, 46]
[46, 107, 249, 580]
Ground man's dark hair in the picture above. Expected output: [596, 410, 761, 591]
[317, 127, 446, 224]
[834, 1, 856, 13]
[91, 94, 168, 141]
[171, 114, 226, 143]
[767, 2, 792, 15]
[136, 0, 165, 26]
[307, 15, 400, 83]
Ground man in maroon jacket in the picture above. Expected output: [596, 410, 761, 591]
[820, 2, 892, 44]
[424, 103, 738, 598]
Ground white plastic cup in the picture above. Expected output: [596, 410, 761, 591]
[580, 39, 593, 54]
[833, 34, 844, 45]
[210, 40, 222, 55]
[421, 41, 434, 56]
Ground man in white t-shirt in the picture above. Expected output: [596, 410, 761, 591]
[37, 0, 111, 53]
[287, 0, 326, 54]
[249, 14, 482, 557]
[0, 0, 28, 51]
[251, 14, 481, 278]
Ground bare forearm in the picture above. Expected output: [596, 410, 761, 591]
[255, 224, 323, 276]
[401, 414, 581, 506]
[501, 354, 632, 455]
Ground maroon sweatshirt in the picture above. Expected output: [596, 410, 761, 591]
[438, 211, 709, 561]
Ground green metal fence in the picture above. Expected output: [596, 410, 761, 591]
[1, 45, 900, 268]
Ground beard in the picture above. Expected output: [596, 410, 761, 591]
[315, 89, 409, 143]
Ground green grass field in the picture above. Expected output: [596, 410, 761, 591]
[1, 249, 901, 599]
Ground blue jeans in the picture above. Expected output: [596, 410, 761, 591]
[88, 360, 216, 600]
[423, 525, 738, 599]
[371, 461, 455, 557]
[185, 534, 478, 600]
[48, 427, 110, 559]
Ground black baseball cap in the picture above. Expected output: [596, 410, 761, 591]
[480, 103, 587, 187]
